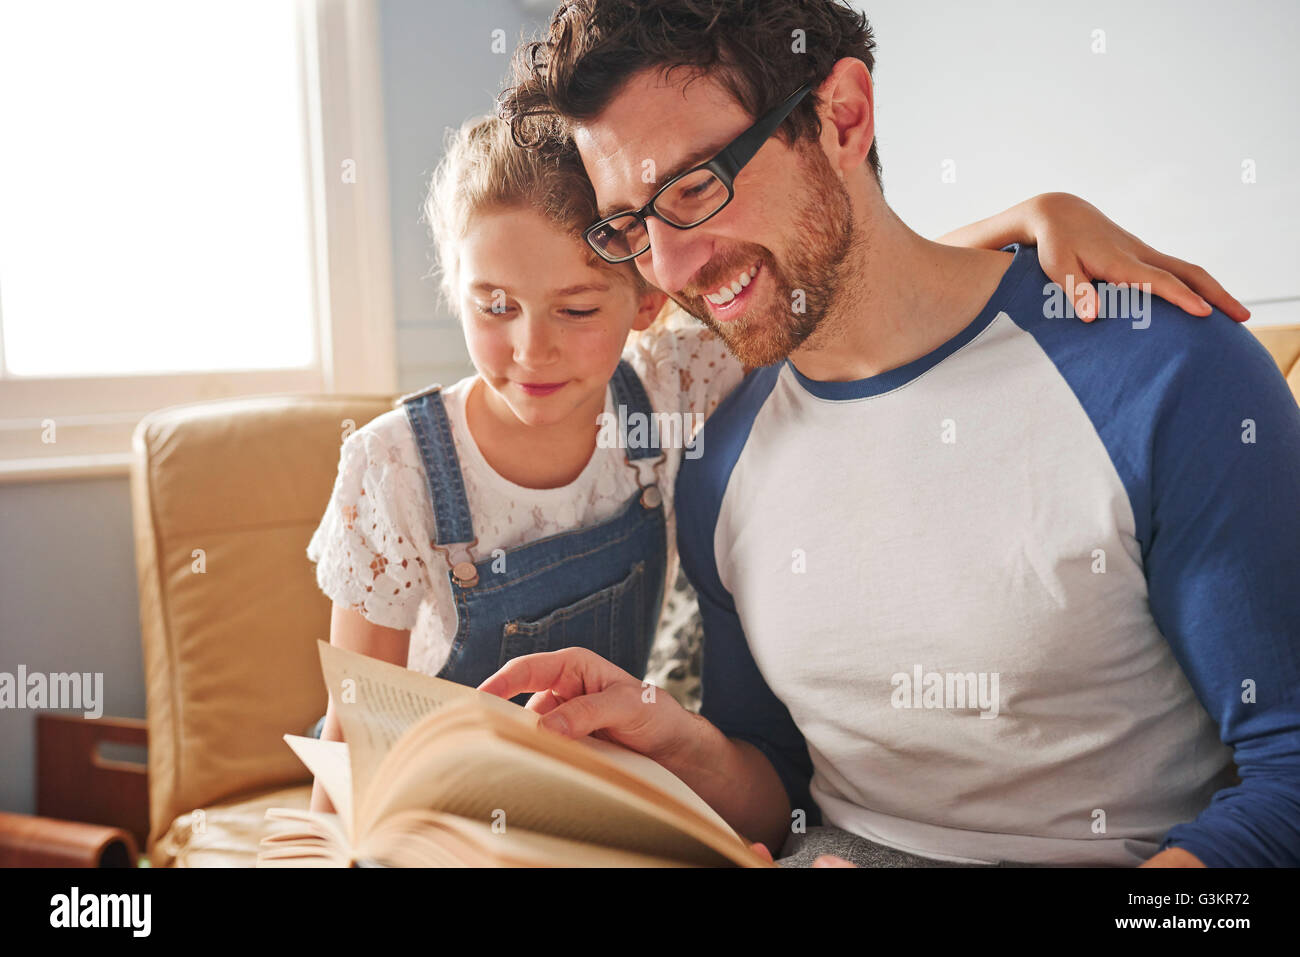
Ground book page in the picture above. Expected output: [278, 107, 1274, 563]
[364, 809, 694, 867]
[573, 735, 740, 840]
[360, 703, 767, 866]
[318, 642, 761, 866]
[283, 735, 354, 841]
[367, 728, 739, 865]
[316, 640, 534, 812]
[257, 808, 351, 867]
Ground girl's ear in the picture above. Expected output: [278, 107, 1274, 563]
[632, 288, 670, 332]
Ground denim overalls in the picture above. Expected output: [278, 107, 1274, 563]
[395, 359, 668, 704]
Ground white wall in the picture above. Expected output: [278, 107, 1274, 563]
[860, 0, 1299, 323]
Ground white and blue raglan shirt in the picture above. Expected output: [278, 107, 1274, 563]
[676, 243, 1300, 866]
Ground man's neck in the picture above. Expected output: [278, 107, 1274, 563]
[789, 200, 1014, 383]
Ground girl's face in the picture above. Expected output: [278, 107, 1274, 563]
[457, 205, 665, 430]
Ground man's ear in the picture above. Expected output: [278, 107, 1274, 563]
[632, 288, 670, 332]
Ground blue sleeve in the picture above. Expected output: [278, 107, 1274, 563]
[1009, 285, 1300, 866]
[675, 368, 822, 829]
[1138, 320, 1300, 867]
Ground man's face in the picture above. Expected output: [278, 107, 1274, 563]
[573, 69, 857, 368]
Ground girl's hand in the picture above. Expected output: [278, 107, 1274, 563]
[1028, 192, 1249, 323]
[939, 192, 1251, 323]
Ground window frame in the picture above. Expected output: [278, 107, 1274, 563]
[0, 0, 396, 484]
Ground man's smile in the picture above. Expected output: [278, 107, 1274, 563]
[702, 260, 764, 323]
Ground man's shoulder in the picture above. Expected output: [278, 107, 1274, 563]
[997, 247, 1300, 552]
[998, 244, 1280, 402]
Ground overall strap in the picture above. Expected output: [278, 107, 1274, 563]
[398, 386, 476, 547]
[609, 358, 660, 461]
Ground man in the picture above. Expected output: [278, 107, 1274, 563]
[482, 0, 1300, 866]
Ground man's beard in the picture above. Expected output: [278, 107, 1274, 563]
[676, 142, 857, 369]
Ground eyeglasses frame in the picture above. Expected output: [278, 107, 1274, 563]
[583, 82, 816, 264]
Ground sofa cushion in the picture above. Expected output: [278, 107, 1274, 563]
[151, 783, 311, 868]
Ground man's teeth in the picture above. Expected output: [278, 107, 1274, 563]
[706, 262, 760, 305]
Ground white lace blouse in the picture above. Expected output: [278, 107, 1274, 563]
[305, 307, 744, 678]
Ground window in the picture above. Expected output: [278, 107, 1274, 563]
[0, 0, 395, 481]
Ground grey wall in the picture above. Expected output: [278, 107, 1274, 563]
[0, 478, 143, 813]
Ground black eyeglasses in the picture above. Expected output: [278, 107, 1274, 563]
[583, 83, 814, 264]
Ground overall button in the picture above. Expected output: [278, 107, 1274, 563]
[640, 486, 662, 509]
[452, 561, 479, 588]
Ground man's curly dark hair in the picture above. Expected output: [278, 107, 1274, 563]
[497, 0, 882, 189]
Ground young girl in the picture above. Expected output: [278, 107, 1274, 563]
[306, 112, 1244, 813]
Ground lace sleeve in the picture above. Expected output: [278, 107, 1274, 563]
[305, 427, 429, 631]
[677, 318, 744, 422]
[626, 306, 745, 425]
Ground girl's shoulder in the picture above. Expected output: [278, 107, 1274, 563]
[347, 374, 478, 461]
[625, 302, 721, 353]
[622, 304, 744, 419]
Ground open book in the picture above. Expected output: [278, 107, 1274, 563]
[255, 641, 772, 867]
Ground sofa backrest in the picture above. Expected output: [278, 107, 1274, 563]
[1248, 323, 1300, 402]
[130, 393, 395, 855]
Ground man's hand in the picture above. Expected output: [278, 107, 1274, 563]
[477, 646, 697, 765]
[749, 841, 855, 868]
[1139, 847, 1207, 868]
[481, 647, 799, 852]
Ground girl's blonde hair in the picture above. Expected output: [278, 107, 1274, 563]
[424, 112, 665, 328]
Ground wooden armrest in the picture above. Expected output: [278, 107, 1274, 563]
[0, 811, 137, 867]
[36, 714, 150, 852]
